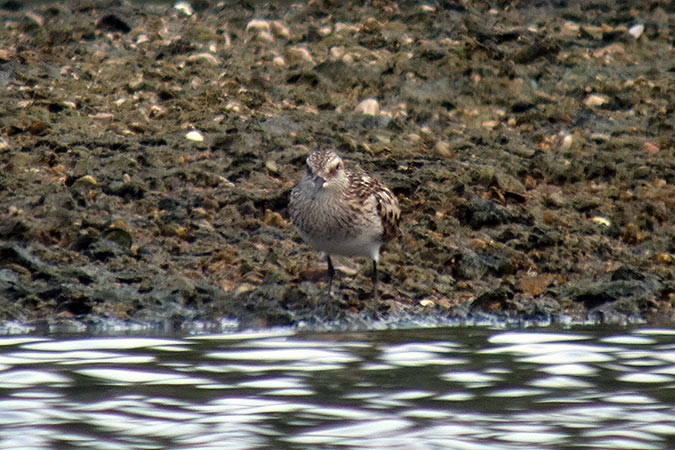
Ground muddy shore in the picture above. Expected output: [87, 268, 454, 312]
[0, 0, 673, 332]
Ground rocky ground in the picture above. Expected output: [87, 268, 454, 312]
[0, 0, 673, 332]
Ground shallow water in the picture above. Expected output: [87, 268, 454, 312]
[0, 326, 674, 449]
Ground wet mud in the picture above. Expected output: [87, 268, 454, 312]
[0, 0, 673, 331]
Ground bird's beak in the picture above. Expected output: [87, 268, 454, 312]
[313, 176, 325, 190]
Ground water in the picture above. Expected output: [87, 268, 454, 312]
[0, 326, 674, 449]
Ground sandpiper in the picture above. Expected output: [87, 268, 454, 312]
[289, 149, 400, 299]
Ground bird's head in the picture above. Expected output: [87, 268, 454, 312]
[305, 149, 346, 192]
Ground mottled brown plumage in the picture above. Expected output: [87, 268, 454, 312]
[289, 149, 400, 298]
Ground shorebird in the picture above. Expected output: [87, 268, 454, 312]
[289, 149, 400, 299]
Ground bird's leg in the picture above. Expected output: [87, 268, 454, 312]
[372, 260, 380, 301]
[326, 254, 335, 297]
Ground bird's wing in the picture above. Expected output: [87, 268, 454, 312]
[347, 170, 400, 242]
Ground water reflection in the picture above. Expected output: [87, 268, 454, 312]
[0, 327, 673, 449]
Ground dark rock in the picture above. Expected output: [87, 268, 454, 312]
[469, 287, 517, 314]
[0, 244, 54, 279]
[565, 267, 663, 313]
[96, 14, 131, 33]
[512, 37, 561, 64]
[451, 249, 506, 280]
[457, 199, 517, 229]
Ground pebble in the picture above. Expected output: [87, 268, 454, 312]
[285, 47, 314, 65]
[186, 53, 221, 66]
[559, 133, 574, 151]
[185, 130, 204, 142]
[24, 11, 45, 27]
[265, 159, 279, 174]
[270, 21, 290, 39]
[263, 209, 288, 228]
[255, 30, 275, 44]
[361, 18, 383, 33]
[590, 216, 611, 227]
[434, 140, 454, 158]
[246, 19, 270, 33]
[72, 175, 98, 190]
[329, 46, 346, 60]
[354, 98, 380, 115]
[545, 191, 565, 207]
[128, 75, 144, 91]
[628, 23, 645, 39]
[584, 94, 609, 107]
[174, 1, 193, 16]
[643, 142, 659, 155]
[335, 22, 359, 34]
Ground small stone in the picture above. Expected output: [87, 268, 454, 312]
[185, 130, 204, 142]
[285, 46, 314, 65]
[108, 219, 131, 233]
[628, 23, 644, 39]
[654, 253, 674, 264]
[186, 53, 222, 66]
[128, 75, 144, 91]
[643, 142, 659, 155]
[341, 53, 354, 64]
[265, 159, 279, 174]
[149, 105, 167, 119]
[545, 191, 565, 207]
[174, 1, 193, 16]
[590, 216, 611, 227]
[559, 133, 574, 151]
[72, 175, 98, 189]
[103, 227, 133, 250]
[335, 22, 359, 34]
[255, 31, 275, 44]
[263, 209, 289, 228]
[419, 299, 435, 307]
[329, 46, 346, 60]
[493, 171, 525, 195]
[518, 273, 560, 297]
[246, 19, 270, 33]
[272, 56, 286, 66]
[24, 11, 45, 27]
[361, 18, 383, 33]
[434, 140, 454, 159]
[584, 94, 609, 107]
[354, 98, 380, 115]
[270, 21, 290, 39]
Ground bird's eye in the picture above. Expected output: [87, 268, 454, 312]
[330, 161, 343, 175]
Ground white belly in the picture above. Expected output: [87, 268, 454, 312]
[302, 232, 382, 261]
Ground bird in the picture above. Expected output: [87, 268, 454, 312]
[289, 149, 400, 300]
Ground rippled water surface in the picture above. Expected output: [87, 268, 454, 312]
[1, 326, 674, 449]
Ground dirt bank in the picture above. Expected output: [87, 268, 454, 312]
[0, 0, 673, 331]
